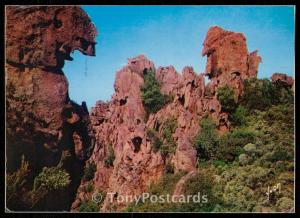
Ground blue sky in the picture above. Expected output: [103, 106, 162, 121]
[63, 6, 295, 109]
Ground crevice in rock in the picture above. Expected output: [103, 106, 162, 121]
[120, 97, 127, 106]
[178, 95, 185, 106]
[132, 136, 142, 153]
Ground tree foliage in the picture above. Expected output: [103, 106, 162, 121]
[194, 117, 219, 160]
[217, 85, 237, 113]
[141, 69, 165, 115]
[83, 161, 97, 181]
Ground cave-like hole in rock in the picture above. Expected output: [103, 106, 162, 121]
[120, 98, 127, 106]
[191, 80, 196, 88]
[232, 71, 241, 76]
[132, 136, 142, 153]
[154, 120, 160, 132]
[178, 95, 185, 106]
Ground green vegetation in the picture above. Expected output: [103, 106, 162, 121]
[241, 77, 293, 111]
[147, 128, 163, 153]
[33, 167, 70, 191]
[6, 155, 30, 205]
[147, 117, 177, 157]
[161, 116, 177, 157]
[141, 69, 165, 115]
[230, 105, 248, 126]
[84, 182, 94, 193]
[241, 78, 276, 110]
[180, 170, 221, 212]
[6, 156, 71, 210]
[194, 117, 219, 160]
[104, 144, 115, 168]
[78, 200, 99, 212]
[196, 79, 294, 212]
[127, 78, 294, 212]
[217, 85, 237, 113]
[125, 171, 187, 212]
[83, 161, 97, 181]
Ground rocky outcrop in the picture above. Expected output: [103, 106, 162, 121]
[202, 26, 262, 98]
[6, 6, 96, 210]
[271, 73, 294, 89]
[71, 56, 165, 211]
[72, 26, 262, 212]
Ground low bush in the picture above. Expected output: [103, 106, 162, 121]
[182, 170, 220, 212]
[217, 85, 237, 113]
[230, 105, 248, 126]
[84, 182, 94, 193]
[147, 128, 163, 153]
[33, 167, 70, 191]
[194, 117, 219, 160]
[6, 155, 30, 206]
[83, 161, 97, 181]
[161, 116, 177, 157]
[78, 200, 99, 212]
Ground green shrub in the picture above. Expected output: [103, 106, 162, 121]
[264, 104, 294, 129]
[161, 116, 177, 157]
[242, 143, 261, 159]
[6, 155, 30, 204]
[162, 116, 177, 137]
[83, 161, 97, 181]
[230, 105, 248, 126]
[220, 129, 256, 147]
[217, 85, 237, 113]
[78, 200, 99, 212]
[33, 167, 70, 191]
[104, 144, 115, 168]
[276, 197, 294, 212]
[194, 117, 219, 160]
[197, 159, 209, 168]
[238, 154, 251, 166]
[272, 81, 294, 105]
[215, 144, 244, 163]
[84, 182, 94, 193]
[216, 129, 256, 163]
[160, 144, 176, 157]
[182, 170, 220, 212]
[241, 78, 276, 111]
[213, 160, 227, 168]
[141, 69, 165, 115]
[267, 147, 293, 162]
[147, 128, 162, 153]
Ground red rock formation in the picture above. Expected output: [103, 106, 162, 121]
[71, 55, 165, 211]
[271, 73, 294, 88]
[6, 6, 96, 69]
[6, 6, 96, 210]
[72, 26, 263, 212]
[72, 58, 227, 211]
[202, 26, 262, 98]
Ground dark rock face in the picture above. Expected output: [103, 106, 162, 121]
[6, 6, 96, 211]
